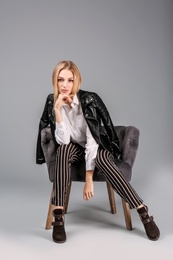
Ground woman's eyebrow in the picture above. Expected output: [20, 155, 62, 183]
[58, 77, 73, 79]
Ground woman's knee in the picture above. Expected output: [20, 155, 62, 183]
[95, 149, 113, 167]
[57, 143, 73, 156]
[57, 143, 71, 151]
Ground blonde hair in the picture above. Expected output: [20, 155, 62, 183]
[52, 60, 82, 103]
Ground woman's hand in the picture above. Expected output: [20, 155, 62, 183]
[83, 170, 94, 200]
[54, 94, 73, 110]
[54, 94, 73, 123]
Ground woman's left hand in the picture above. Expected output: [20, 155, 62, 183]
[83, 170, 94, 200]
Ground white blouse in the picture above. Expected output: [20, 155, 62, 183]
[54, 94, 99, 171]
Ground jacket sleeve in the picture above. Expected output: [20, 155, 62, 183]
[93, 92, 121, 156]
[36, 94, 52, 164]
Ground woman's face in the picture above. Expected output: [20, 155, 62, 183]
[58, 69, 74, 95]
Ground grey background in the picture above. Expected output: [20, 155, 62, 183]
[0, 0, 173, 259]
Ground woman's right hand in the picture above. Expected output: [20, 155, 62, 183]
[54, 94, 73, 123]
[54, 94, 72, 110]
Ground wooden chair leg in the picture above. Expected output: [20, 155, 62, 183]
[64, 182, 72, 214]
[122, 199, 132, 230]
[106, 181, 116, 214]
[45, 186, 56, 230]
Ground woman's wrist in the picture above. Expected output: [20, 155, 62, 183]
[55, 109, 62, 123]
[85, 170, 94, 182]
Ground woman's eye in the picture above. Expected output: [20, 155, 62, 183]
[69, 79, 74, 82]
[58, 78, 63, 82]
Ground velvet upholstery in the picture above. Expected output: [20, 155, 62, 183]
[41, 126, 140, 183]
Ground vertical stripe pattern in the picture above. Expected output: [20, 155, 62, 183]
[53, 143, 85, 206]
[95, 148, 143, 209]
[53, 144, 143, 209]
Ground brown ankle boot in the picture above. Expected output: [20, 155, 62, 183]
[137, 206, 160, 241]
[52, 209, 66, 243]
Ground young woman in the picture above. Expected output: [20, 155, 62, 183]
[36, 60, 160, 243]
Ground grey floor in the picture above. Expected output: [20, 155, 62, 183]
[1, 174, 173, 260]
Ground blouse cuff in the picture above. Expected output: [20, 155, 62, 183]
[86, 159, 95, 171]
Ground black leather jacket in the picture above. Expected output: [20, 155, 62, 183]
[36, 89, 120, 164]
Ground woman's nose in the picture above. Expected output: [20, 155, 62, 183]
[62, 80, 67, 87]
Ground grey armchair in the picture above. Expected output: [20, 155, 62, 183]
[41, 125, 140, 231]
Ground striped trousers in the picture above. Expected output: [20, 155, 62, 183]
[53, 143, 143, 209]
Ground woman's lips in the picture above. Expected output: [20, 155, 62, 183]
[61, 90, 68, 94]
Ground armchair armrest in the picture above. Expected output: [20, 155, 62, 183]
[121, 126, 140, 167]
[41, 127, 56, 182]
[114, 126, 140, 182]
